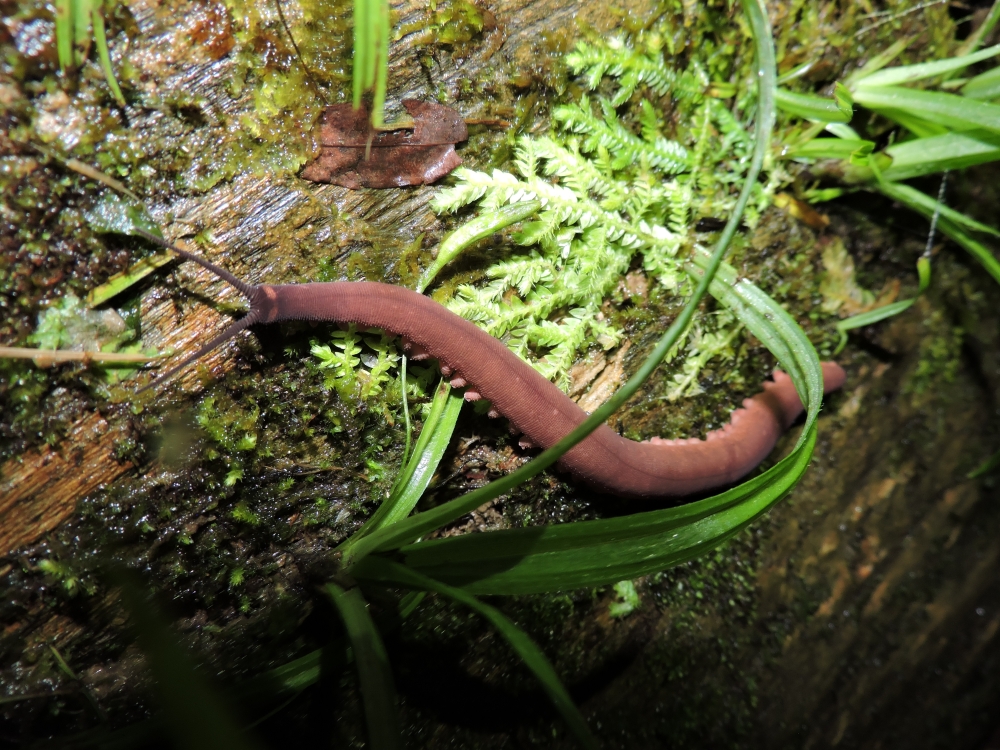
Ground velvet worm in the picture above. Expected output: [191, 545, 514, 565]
[138, 230, 846, 499]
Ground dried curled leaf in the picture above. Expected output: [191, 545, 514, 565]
[301, 100, 468, 188]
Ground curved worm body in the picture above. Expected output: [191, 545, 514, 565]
[249, 282, 845, 499]
[140, 235, 845, 500]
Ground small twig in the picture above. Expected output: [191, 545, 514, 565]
[30, 143, 141, 202]
[855, 0, 948, 37]
[0, 347, 159, 366]
[274, 0, 329, 103]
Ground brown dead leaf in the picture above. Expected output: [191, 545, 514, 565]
[774, 192, 830, 230]
[300, 100, 468, 188]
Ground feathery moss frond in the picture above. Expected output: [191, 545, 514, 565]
[430, 32, 760, 394]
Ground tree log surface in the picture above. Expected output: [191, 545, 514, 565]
[1, 0, 999, 748]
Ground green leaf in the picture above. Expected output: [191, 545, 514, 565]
[55, 0, 73, 72]
[843, 37, 912, 87]
[877, 180, 1000, 238]
[344, 381, 464, 548]
[351, 557, 598, 750]
[881, 131, 1000, 181]
[833, 298, 918, 354]
[968, 448, 1000, 478]
[87, 251, 174, 307]
[91, 3, 126, 106]
[875, 176, 1000, 286]
[383, 428, 816, 594]
[775, 83, 852, 123]
[935, 214, 1000, 287]
[416, 200, 540, 293]
[352, 0, 389, 126]
[853, 43, 1000, 88]
[962, 65, 1000, 100]
[853, 86, 1000, 135]
[325, 583, 402, 750]
[786, 137, 874, 161]
[72, 0, 93, 66]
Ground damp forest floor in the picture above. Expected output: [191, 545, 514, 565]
[3, 0, 1000, 749]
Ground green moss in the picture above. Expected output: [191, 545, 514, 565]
[906, 306, 963, 396]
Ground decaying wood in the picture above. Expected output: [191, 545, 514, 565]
[0, 413, 132, 553]
[3, 0, 1000, 747]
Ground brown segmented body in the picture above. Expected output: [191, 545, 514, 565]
[142, 237, 845, 499]
[249, 281, 845, 499]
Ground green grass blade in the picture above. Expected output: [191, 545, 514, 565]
[87, 250, 174, 307]
[113, 569, 265, 750]
[340, 0, 777, 569]
[881, 131, 1000, 181]
[56, 0, 74, 73]
[345, 380, 464, 546]
[91, 4, 126, 106]
[834, 298, 917, 346]
[325, 583, 402, 750]
[968, 447, 1000, 478]
[352, 0, 371, 108]
[853, 43, 1000, 88]
[785, 137, 874, 161]
[956, 0, 1000, 57]
[853, 86, 1000, 135]
[775, 83, 852, 123]
[875, 177, 1000, 285]
[379, 428, 817, 594]
[371, 0, 388, 127]
[961, 66, 1000, 100]
[877, 180, 1000, 237]
[935, 214, 1000, 286]
[352, 558, 598, 749]
[416, 200, 541, 293]
[844, 37, 911, 87]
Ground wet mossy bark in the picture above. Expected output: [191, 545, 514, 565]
[2, 0, 1000, 748]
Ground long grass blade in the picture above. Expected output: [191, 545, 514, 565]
[72, 0, 92, 66]
[346, 380, 464, 545]
[961, 66, 1000, 100]
[325, 583, 402, 750]
[935, 215, 1000, 286]
[877, 179, 1000, 285]
[91, 4, 126, 106]
[56, 0, 74, 73]
[853, 43, 1000, 88]
[853, 86, 1000, 135]
[375, 428, 816, 594]
[775, 83, 852, 123]
[878, 180, 1000, 237]
[352, 557, 598, 749]
[881, 131, 1000, 181]
[352, 0, 371, 108]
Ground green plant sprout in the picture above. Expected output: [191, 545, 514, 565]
[55, 0, 126, 105]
